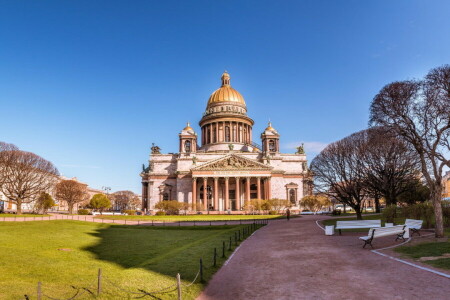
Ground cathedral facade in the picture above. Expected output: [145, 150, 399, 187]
[141, 72, 310, 212]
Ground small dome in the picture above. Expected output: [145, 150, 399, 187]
[207, 72, 246, 107]
[183, 122, 194, 131]
[265, 121, 276, 131]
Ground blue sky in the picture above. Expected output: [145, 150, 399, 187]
[1, 1, 449, 193]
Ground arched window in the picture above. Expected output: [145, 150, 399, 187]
[185, 140, 191, 153]
[163, 193, 169, 201]
[225, 126, 230, 142]
[269, 140, 276, 152]
[289, 189, 296, 204]
[243, 129, 247, 144]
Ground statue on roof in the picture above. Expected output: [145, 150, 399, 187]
[296, 143, 305, 155]
[151, 143, 161, 154]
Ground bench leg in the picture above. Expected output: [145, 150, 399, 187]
[362, 239, 373, 249]
[339, 229, 342, 235]
[395, 233, 406, 242]
[411, 229, 420, 236]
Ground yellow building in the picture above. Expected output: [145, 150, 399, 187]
[443, 171, 450, 200]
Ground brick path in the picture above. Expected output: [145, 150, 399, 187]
[198, 215, 450, 300]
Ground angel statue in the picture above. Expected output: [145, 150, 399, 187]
[296, 143, 305, 154]
[151, 143, 161, 154]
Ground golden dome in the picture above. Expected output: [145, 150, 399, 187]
[183, 122, 194, 131]
[265, 121, 276, 131]
[207, 71, 246, 106]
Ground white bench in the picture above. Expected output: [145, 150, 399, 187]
[405, 219, 423, 236]
[359, 225, 407, 248]
[335, 220, 381, 235]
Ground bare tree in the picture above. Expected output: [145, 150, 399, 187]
[370, 65, 450, 238]
[111, 190, 140, 211]
[55, 179, 89, 214]
[358, 127, 421, 206]
[0, 150, 59, 214]
[310, 134, 367, 219]
[0, 141, 18, 152]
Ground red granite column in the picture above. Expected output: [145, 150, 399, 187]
[203, 177, 207, 211]
[224, 177, 229, 211]
[236, 177, 241, 211]
[245, 177, 251, 206]
[192, 178, 197, 211]
[214, 177, 219, 211]
[257, 177, 261, 200]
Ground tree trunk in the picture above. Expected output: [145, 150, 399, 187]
[68, 204, 74, 215]
[355, 209, 363, 220]
[431, 185, 444, 238]
[374, 196, 381, 213]
[16, 199, 22, 215]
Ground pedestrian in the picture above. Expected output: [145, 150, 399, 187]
[286, 208, 290, 221]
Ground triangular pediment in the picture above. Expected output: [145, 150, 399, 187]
[192, 154, 272, 171]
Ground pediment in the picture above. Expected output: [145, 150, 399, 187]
[192, 154, 272, 171]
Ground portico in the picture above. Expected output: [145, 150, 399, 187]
[190, 154, 272, 211]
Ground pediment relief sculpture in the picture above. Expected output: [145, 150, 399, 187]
[194, 155, 271, 170]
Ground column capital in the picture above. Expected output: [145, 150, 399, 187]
[192, 177, 197, 182]
[225, 177, 229, 181]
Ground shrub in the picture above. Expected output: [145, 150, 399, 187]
[155, 211, 166, 216]
[381, 205, 398, 223]
[154, 200, 183, 215]
[268, 210, 278, 215]
[78, 209, 90, 215]
[123, 210, 136, 215]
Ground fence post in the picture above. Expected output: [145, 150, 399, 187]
[213, 248, 217, 267]
[200, 258, 204, 283]
[222, 241, 225, 258]
[234, 232, 237, 245]
[229, 237, 232, 250]
[37, 282, 42, 300]
[177, 273, 182, 300]
[97, 268, 102, 296]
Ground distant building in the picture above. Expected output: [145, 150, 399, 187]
[443, 171, 450, 201]
[0, 176, 103, 213]
[140, 72, 310, 212]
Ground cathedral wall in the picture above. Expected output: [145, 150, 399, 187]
[176, 176, 192, 203]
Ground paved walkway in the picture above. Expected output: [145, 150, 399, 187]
[198, 215, 450, 300]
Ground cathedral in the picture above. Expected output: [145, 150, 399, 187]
[141, 72, 310, 212]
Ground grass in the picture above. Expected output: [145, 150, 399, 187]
[95, 214, 285, 221]
[0, 220, 259, 299]
[0, 213, 49, 218]
[394, 228, 450, 270]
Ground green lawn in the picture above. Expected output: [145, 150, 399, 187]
[0, 213, 49, 218]
[0, 220, 258, 299]
[394, 228, 450, 270]
[95, 214, 285, 221]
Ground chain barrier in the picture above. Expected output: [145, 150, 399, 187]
[40, 280, 97, 300]
[181, 269, 201, 288]
[103, 275, 178, 297]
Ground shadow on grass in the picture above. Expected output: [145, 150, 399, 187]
[83, 224, 244, 280]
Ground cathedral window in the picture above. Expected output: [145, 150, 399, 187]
[244, 129, 247, 143]
[163, 193, 169, 201]
[185, 140, 191, 153]
[225, 126, 230, 142]
[289, 189, 296, 204]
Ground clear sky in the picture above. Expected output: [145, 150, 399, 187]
[1, 1, 449, 194]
